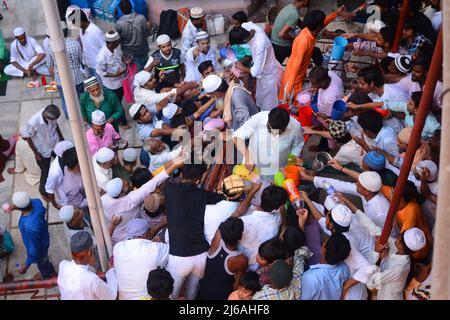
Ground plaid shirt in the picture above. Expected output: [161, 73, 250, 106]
[252, 246, 313, 300]
[406, 33, 432, 55]
[47, 38, 84, 86]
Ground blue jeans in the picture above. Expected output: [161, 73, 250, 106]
[57, 83, 85, 119]
[36, 255, 56, 279]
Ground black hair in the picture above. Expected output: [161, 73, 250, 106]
[380, 27, 395, 46]
[170, 113, 187, 128]
[181, 161, 207, 180]
[268, 108, 290, 131]
[219, 217, 244, 246]
[62, 147, 78, 169]
[146, 267, 174, 300]
[380, 168, 398, 187]
[414, 42, 434, 63]
[324, 233, 351, 265]
[380, 56, 395, 73]
[131, 167, 152, 189]
[215, 79, 229, 93]
[328, 211, 350, 234]
[408, 0, 422, 14]
[282, 226, 306, 258]
[312, 46, 324, 66]
[239, 271, 261, 293]
[411, 91, 423, 109]
[132, 105, 145, 121]
[403, 180, 418, 203]
[232, 11, 248, 24]
[44, 104, 61, 120]
[347, 92, 373, 105]
[72, 9, 89, 24]
[260, 185, 289, 212]
[303, 10, 326, 32]
[358, 66, 384, 87]
[119, 0, 132, 15]
[357, 110, 383, 135]
[198, 60, 214, 75]
[413, 56, 431, 69]
[258, 237, 286, 263]
[403, 19, 415, 33]
[229, 27, 251, 45]
[159, 71, 181, 88]
[309, 66, 330, 83]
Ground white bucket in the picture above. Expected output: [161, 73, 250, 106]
[206, 14, 226, 36]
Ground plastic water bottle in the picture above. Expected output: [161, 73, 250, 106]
[322, 180, 336, 195]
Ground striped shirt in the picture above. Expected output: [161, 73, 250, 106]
[47, 38, 84, 86]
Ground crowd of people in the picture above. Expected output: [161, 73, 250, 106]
[0, 0, 442, 300]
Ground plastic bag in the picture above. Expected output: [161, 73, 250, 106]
[122, 63, 137, 104]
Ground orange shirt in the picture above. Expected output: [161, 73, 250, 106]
[396, 201, 433, 260]
[278, 12, 337, 101]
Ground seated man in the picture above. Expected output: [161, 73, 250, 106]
[4, 27, 50, 79]
[86, 110, 122, 156]
[129, 103, 177, 141]
[80, 77, 124, 132]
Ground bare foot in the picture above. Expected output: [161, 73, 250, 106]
[31, 72, 38, 81]
[7, 168, 19, 174]
[33, 273, 43, 281]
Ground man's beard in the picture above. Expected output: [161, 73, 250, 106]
[90, 92, 104, 106]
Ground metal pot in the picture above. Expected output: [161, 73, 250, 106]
[312, 152, 333, 172]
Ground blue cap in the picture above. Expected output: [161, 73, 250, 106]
[363, 151, 386, 171]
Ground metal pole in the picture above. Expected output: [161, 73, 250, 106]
[379, 28, 443, 244]
[392, 0, 410, 53]
[40, 0, 112, 271]
[431, 2, 450, 299]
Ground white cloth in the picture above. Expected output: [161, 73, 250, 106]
[80, 22, 105, 68]
[113, 239, 169, 300]
[14, 138, 41, 185]
[204, 200, 239, 244]
[184, 46, 218, 82]
[354, 211, 411, 300]
[373, 126, 399, 157]
[21, 108, 60, 158]
[233, 111, 304, 176]
[423, 5, 437, 21]
[45, 157, 66, 205]
[242, 22, 283, 111]
[57, 260, 117, 300]
[4, 36, 49, 77]
[92, 157, 113, 192]
[101, 170, 169, 245]
[317, 71, 344, 116]
[334, 140, 365, 166]
[133, 86, 177, 114]
[95, 45, 126, 90]
[167, 252, 208, 299]
[431, 11, 442, 31]
[181, 20, 199, 56]
[313, 177, 399, 237]
[148, 145, 182, 172]
[239, 209, 282, 271]
[396, 74, 443, 109]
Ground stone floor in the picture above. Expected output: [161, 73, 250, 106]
[0, 0, 366, 299]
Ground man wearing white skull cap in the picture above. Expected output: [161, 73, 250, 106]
[4, 27, 50, 79]
[58, 205, 96, 247]
[181, 7, 205, 56]
[86, 110, 121, 156]
[185, 31, 217, 82]
[93, 147, 116, 192]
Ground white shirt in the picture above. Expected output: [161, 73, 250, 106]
[184, 46, 217, 82]
[239, 209, 282, 271]
[92, 155, 113, 192]
[181, 20, 199, 56]
[313, 177, 398, 237]
[204, 200, 239, 244]
[148, 145, 182, 173]
[102, 170, 169, 245]
[317, 71, 344, 116]
[10, 36, 45, 64]
[113, 239, 169, 300]
[58, 260, 117, 300]
[80, 22, 105, 68]
[233, 111, 304, 176]
[396, 74, 443, 109]
[431, 11, 442, 31]
[95, 45, 126, 90]
[334, 140, 365, 166]
[21, 108, 60, 158]
[133, 86, 177, 114]
[45, 157, 66, 205]
[354, 211, 410, 300]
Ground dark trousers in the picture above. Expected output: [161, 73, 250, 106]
[37, 255, 56, 278]
[37, 156, 52, 198]
[140, 147, 150, 168]
[273, 43, 292, 65]
[111, 87, 128, 125]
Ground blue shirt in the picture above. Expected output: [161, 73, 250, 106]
[136, 116, 159, 141]
[18, 199, 50, 267]
[300, 263, 350, 300]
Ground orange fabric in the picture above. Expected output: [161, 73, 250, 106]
[396, 201, 433, 260]
[325, 12, 338, 26]
[279, 28, 316, 101]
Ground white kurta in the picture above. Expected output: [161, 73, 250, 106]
[92, 155, 113, 192]
[242, 22, 282, 111]
[45, 157, 66, 206]
[4, 37, 50, 77]
[184, 46, 218, 82]
[181, 20, 199, 57]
